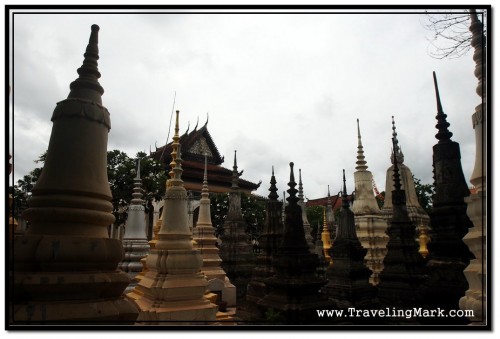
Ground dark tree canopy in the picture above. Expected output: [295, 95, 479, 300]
[422, 9, 487, 59]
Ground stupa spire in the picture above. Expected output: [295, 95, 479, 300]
[392, 137, 403, 194]
[167, 110, 184, 186]
[433, 71, 453, 143]
[231, 150, 239, 189]
[136, 157, 141, 180]
[202, 152, 209, 195]
[298, 169, 304, 200]
[342, 169, 349, 208]
[269, 166, 279, 200]
[356, 119, 368, 171]
[68, 24, 104, 102]
[287, 162, 299, 206]
[390, 116, 404, 165]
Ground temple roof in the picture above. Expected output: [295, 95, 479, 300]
[305, 194, 352, 210]
[150, 122, 260, 192]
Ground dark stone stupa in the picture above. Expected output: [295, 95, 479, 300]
[258, 162, 330, 324]
[322, 170, 378, 317]
[421, 72, 474, 325]
[377, 139, 427, 322]
[247, 167, 283, 306]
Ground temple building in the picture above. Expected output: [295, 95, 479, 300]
[11, 25, 138, 323]
[352, 119, 389, 285]
[150, 119, 261, 194]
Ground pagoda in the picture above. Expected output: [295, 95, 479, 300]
[352, 119, 389, 285]
[218, 151, 255, 299]
[11, 25, 138, 324]
[377, 140, 427, 322]
[298, 169, 315, 251]
[193, 154, 236, 307]
[119, 158, 151, 293]
[247, 167, 283, 306]
[128, 111, 217, 324]
[258, 162, 330, 324]
[381, 116, 430, 254]
[460, 9, 487, 324]
[322, 170, 378, 320]
[421, 72, 473, 324]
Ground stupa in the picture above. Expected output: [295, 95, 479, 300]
[377, 140, 427, 322]
[119, 158, 151, 293]
[11, 25, 138, 324]
[298, 169, 315, 251]
[320, 206, 332, 265]
[258, 162, 329, 324]
[247, 167, 283, 305]
[460, 9, 487, 324]
[352, 119, 389, 285]
[326, 186, 336, 238]
[218, 151, 255, 299]
[381, 116, 431, 253]
[322, 170, 378, 319]
[193, 154, 236, 307]
[128, 111, 217, 324]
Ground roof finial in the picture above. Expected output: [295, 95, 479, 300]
[231, 150, 239, 189]
[433, 71, 453, 143]
[68, 24, 104, 101]
[204, 112, 209, 127]
[268, 166, 279, 201]
[286, 162, 299, 205]
[390, 116, 404, 165]
[194, 116, 199, 131]
[356, 118, 368, 171]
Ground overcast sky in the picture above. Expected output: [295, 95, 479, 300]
[8, 7, 484, 200]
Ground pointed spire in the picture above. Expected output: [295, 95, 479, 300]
[286, 162, 299, 206]
[433, 71, 453, 143]
[268, 166, 279, 201]
[298, 169, 304, 200]
[356, 119, 368, 171]
[202, 152, 209, 193]
[323, 206, 328, 232]
[342, 169, 349, 209]
[231, 150, 239, 189]
[392, 137, 402, 193]
[68, 24, 104, 100]
[168, 110, 183, 185]
[136, 157, 141, 179]
[390, 116, 404, 165]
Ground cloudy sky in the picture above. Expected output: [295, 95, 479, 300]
[8, 6, 485, 200]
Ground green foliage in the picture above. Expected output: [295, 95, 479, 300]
[306, 205, 324, 240]
[210, 192, 266, 240]
[264, 308, 285, 322]
[413, 175, 435, 213]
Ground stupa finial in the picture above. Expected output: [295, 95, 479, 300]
[202, 152, 209, 192]
[390, 116, 404, 165]
[342, 169, 349, 208]
[433, 71, 453, 143]
[268, 166, 279, 201]
[231, 150, 239, 189]
[298, 168, 304, 200]
[136, 157, 141, 179]
[392, 137, 402, 192]
[356, 118, 368, 171]
[167, 110, 184, 185]
[286, 162, 299, 206]
[68, 24, 104, 102]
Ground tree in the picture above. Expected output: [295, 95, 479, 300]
[306, 205, 324, 241]
[413, 175, 435, 214]
[210, 192, 266, 241]
[422, 9, 487, 59]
